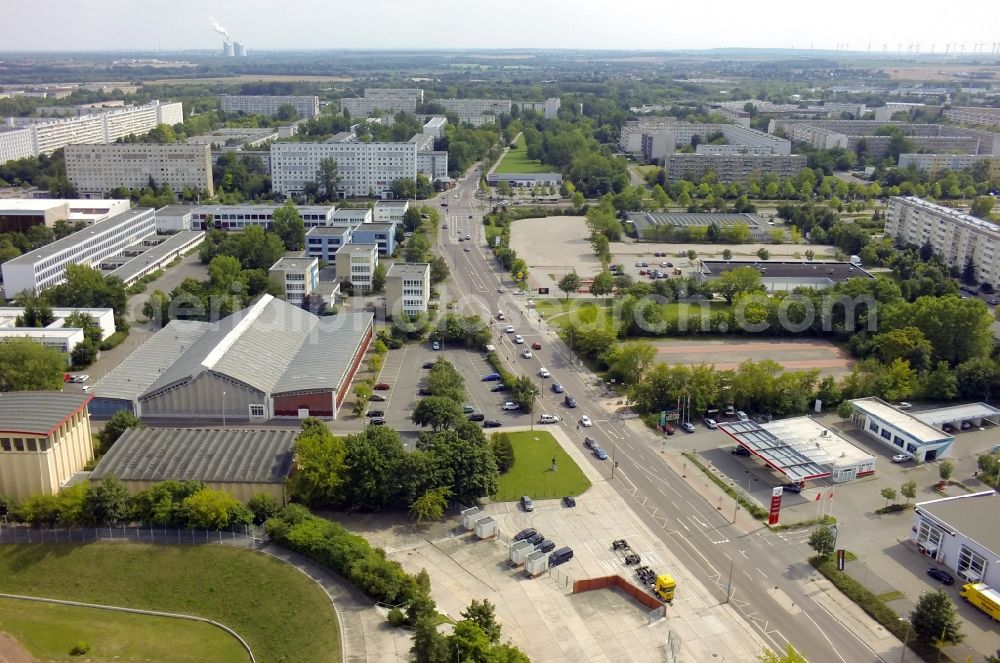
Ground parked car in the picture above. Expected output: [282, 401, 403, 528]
[418, 387, 432, 396]
[926, 567, 955, 585]
[593, 447, 609, 460]
[892, 454, 909, 463]
[422, 361, 436, 369]
[432, 341, 440, 350]
[527, 531, 544, 545]
[374, 383, 391, 390]
[81, 385, 92, 393]
[531, 341, 542, 350]
[539, 367, 550, 378]
[681, 422, 695, 433]
[367, 410, 385, 417]
[514, 527, 537, 541]
[579, 415, 593, 427]
[369, 417, 386, 426]
[490, 383, 508, 392]
[562, 496, 576, 508]
[369, 394, 387, 402]
[74, 374, 90, 383]
[497, 287, 505, 293]
[897, 401, 913, 409]
[584, 436, 598, 450]
[549, 546, 574, 566]
[502, 401, 519, 410]
[468, 413, 486, 422]
[732, 446, 751, 456]
[521, 349, 533, 358]
[535, 539, 556, 553]
[703, 417, 718, 429]
[482, 372, 501, 382]
[462, 404, 476, 413]
[464, 246, 471, 252]
[564, 395, 578, 408]
[781, 483, 803, 494]
[520, 496, 534, 512]
[551, 383, 564, 393]
[539, 414, 559, 424]
[483, 419, 502, 428]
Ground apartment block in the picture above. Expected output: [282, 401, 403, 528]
[885, 196, 1000, 288]
[422, 116, 448, 138]
[365, 88, 424, 103]
[269, 256, 319, 305]
[305, 226, 354, 263]
[2, 208, 155, 296]
[410, 133, 449, 181]
[351, 222, 397, 256]
[898, 153, 1000, 178]
[341, 96, 417, 116]
[65, 143, 214, 197]
[220, 95, 320, 118]
[270, 141, 417, 198]
[335, 243, 378, 291]
[663, 153, 807, 184]
[769, 119, 1000, 157]
[943, 107, 1000, 129]
[0, 126, 35, 162]
[440, 99, 512, 116]
[519, 97, 561, 119]
[187, 204, 336, 230]
[624, 121, 791, 161]
[385, 262, 430, 318]
[0, 198, 130, 232]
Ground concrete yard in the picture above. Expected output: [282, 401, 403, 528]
[652, 337, 856, 378]
[509, 216, 602, 284]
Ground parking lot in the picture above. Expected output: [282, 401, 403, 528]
[338, 425, 769, 662]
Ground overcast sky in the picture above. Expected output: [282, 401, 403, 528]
[6, 0, 999, 53]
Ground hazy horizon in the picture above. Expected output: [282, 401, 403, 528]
[8, 0, 1000, 54]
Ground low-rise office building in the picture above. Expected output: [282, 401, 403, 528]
[0, 198, 130, 232]
[305, 226, 353, 264]
[373, 200, 408, 224]
[90, 427, 297, 504]
[847, 397, 954, 462]
[269, 256, 319, 305]
[625, 211, 768, 241]
[219, 95, 319, 118]
[335, 244, 378, 291]
[350, 223, 397, 256]
[0, 305, 114, 357]
[910, 491, 1000, 586]
[697, 260, 874, 291]
[2, 208, 156, 296]
[386, 262, 430, 318]
[0, 392, 94, 499]
[187, 204, 337, 230]
[270, 141, 417, 199]
[331, 208, 373, 226]
[65, 143, 214, 198]
[486, 172, 563, 188]
[106, 230, 204, 287]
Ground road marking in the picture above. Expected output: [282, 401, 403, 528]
[756, 567, 767, 579]
[657, 488, 667, 496]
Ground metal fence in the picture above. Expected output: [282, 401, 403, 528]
[0, 524, 266, 547]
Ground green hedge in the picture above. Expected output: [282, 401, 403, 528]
[99, 330, 129, 351]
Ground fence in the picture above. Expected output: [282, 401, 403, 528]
[0, 524, 266, 547]
[572, 575, 664, 612]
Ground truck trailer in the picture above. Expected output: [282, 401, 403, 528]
[960, 582, 1000, 621]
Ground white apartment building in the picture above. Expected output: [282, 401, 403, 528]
[519, 98, 561, 119]
[271, 141, 417, 199]
[0, 306, 116, 357]
[2, 208, 156, 296]
[341, 97, 417, 116]
[334, 244, 378, 291]
[943, 107, 1000, 129]
[663, 154, 807, 184]
[365, 88, 424, 103]
[385, 262, 430, 318]
[898, 153, 1000, 178]
[410, 133, 449, 181]
[65, 143, 214, 197]
[886, 196, 1000, 288]
[0, 101, 183, 163]
[627, 121, 792, 161]
[374, 200, 409, 224]
[441, 99, 512, 116]
[422, 116, 447, 138]
[0, 198, 131, 232]
[269, 256, 319, 305]
[184, 204, 337, 230]
[219, 95, 320, 118]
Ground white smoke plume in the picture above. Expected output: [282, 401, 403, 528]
[209, 15, 230, 40]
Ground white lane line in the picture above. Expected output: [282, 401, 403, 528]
[657, 488, 667, 496]
[756, 567, 767, 579]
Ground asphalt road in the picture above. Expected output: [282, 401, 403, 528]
[430, 168, 894, 662]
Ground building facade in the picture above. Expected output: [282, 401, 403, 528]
[271, 141, 417, 198]
[486, 172, 563, 188]
[663, 154, 807, 184]
[350, 223, 396, 256]
[848, 397, 954, 462]
[0, 198, 131, 232]
[910, 491, 1000, 587]
[187, 204, 336, 230]
[422, 116, 447, 138]
[0, 392, 94, 499]
[373, 200, 408, 224]
[335, 244, 378, 291]
[305, 226, 353, 264]
[885, 196, 1000, 289]
[897, 153, 1000, 178]
[269, 256, 319, 305]
[219, 95, 320, 118]
[385, 262, 430, 318]
[2, 208, 156, 296]
[65, 143, 213, 198]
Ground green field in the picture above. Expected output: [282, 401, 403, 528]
[493, 431, 592, 501]
[535, 298, 731, 328]
[0, 598, 248, 663]
[0, 544, 340, 663]
[494, 134, 554, 174]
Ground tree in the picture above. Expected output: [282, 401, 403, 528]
[0, 338, 67, 392]
[713, 266, 765, 304]
[722, 249, 733, 260]
[353, 383, 372, 417]
[510, 375, 541, 412]
[910, 590, 963, 647]
[15, 293, 54, 327]
[557, 272, 581, 300]
[807, 525, 836, 558]
[970, 196, 995, 219]
[45, 264, 127, 319]
[315, 158, 340, 202]
[590, 269, 614, 296]
[880, 486, 897, 508]
[63, 311, 102, 345]
[409, 486, 451, 523]
[900, 480, 917, 504]
[371, 262, 387, 293]
[272, 201, 306, 250]
[490, 432, 515, 473]
[402, 207, 423, 232]
[97, 410, 144, 451]
[412, 396, 464, 431]
[287, 418, 347, 506]
[246, 493, 280, 525]
[429, 256, 450, 284]
[83, 477, 132, 526]
[605, 341, 657, 385]
[342, 426, 405, 509]
[758, 644, 808, 663]
[938, 460, 954, 483]
[756, 247, 770, 260]
[70, 339, 99, 367]
[182, 488, 243, 530]
[460, 599, 502, 644]
[411, 614, 449, 661]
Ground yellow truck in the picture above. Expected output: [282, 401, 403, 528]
[960, 582, 1000, 621]
[655, 574, 676, 602]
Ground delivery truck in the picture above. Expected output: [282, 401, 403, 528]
[960, 582, 1000, 621]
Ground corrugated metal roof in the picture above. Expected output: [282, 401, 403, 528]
[275, 313, 373, 394]
[0, 392, 91, 435]
[718, 420, 831, 482]
[917, 492, 1000, 558]
[92, 320, 212, 402]
[89, 427, 296, 484]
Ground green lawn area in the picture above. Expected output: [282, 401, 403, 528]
[662, 300, 730, 324]
[494, 134, 554, 174]
[493, 431, 592, 501]
[0, 544, 340, 663]
[0, 598, 248, 663]
[535, 298, 731, 328]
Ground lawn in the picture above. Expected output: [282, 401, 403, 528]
[493, 430, 592, 501]
[0, 598, 248, 663]
[494, 134, 554, 174]
[0, 544, 340, 663]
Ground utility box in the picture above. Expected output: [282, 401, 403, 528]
[461, 507, 482, 530]
[523, 550, 549, 578]
[508, 540, 534, 566]
[475, 516, 496, 540]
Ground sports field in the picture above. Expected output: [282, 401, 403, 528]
[493, 430, 591, 501]
[494, 134, 554, 174]
[652, 338, 854, 377]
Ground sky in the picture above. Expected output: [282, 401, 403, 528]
[5, 0, 1000, 53]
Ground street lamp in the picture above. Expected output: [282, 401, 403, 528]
[222, 390, 227, 429]
[899, 618, 911, 663]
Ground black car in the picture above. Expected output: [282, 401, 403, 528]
[926, 568, 955, 585]
[535, 539, 556, 553]
[483, 419, 502, 428]
[369, 417, 386, 426]
[513, 527, 537, 541]
[781, 482, 803, 494]
[583, 436, 597, 450]
[490, 383, 508, 392]
[527, 531, 545, 545]
[731, 446, 751, 456]
[418, 387, 432, 396]
[368, 393, 387, 402]
[422, 361, 436, 369]
[367, 410, 385, 417]
[468, 413, 486, 422]
[562, 496, 576, 508]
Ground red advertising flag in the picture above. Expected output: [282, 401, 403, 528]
[815, 493, 821, 501]
[828, 491, 835, 500]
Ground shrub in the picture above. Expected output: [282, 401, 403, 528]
[99, 330, 129, 351]
[70, 641, 90, 656]
[387, 607, 407, 627]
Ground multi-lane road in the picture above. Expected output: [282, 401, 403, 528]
[429, 168, 896, 662]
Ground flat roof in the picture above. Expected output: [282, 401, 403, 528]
[3, 208, 154, 265]
[626, 211, 764, 229]
[374, 200, 408, 208]
[270, 256, 317, 271]
[90, 427, 296, 485]
[915, 402, 1000, 427]
[191, 204, 336, 215]
[333, 208, 370, 219]
[387, 262, 429, 276]
[762, 416, 874, 468]
[351, 223, 396, 232]
[0, 392, 92, 436]
[717, 420, 832, 482]
[0, 199, 127, 214]
[156, 204, 196, 217]
[108, 231, 205, 283]
[916, 491, 1000, 556]
[336, 243, 378, 254]
[701, 260, 874, 281]
[850, 397, 949, 444]
[306, 226, 352, 236]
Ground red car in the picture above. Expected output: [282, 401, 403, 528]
[531, 342, 542, 350]
[374, 383, 391, 390]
